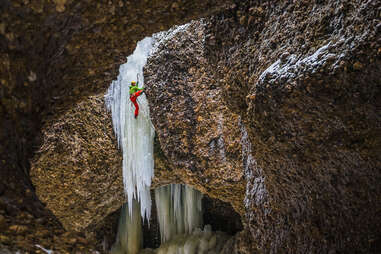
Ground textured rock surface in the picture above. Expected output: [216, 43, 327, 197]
[209, 1, 380, 253]
[30, 94, 123, 232]
[1, 0, 380, 253]
[29, 89, 243, 235]
[28, 92, 179, 234]
[145, 0, 381, 253]
[145, 22, 246, 213]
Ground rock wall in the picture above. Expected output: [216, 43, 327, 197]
[2, 0, 380, 253]
[145, 0, 381, 253]
[145, 22, 246, 213]
[30, 94, 123, 232]
[212, 1, 380, 253]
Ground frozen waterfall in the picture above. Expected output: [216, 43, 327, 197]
[105, 37, 155, 221]
[113, 184, 230, 254]
[105, 25, 232, 254]
[155, 184, 204, 243]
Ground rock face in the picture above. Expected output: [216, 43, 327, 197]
[145, 0, 381, 253]
[27, 20, 246, 245]
[2, 0, 380, 253]
[145, 22, 246, 213]
[30, 94, 123, 232]
[212, 1, 380, 253]
[29, 84, 244, 238]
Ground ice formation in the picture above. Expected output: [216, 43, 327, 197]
[111, 199, 143, 254]
[155, 184, 204, 243]
[140, 225, 230, 254]
[105, 22, 195, 222]
[106, 24, 228, 254]
[35, 244, 54, 254]
[105, 37, 155, 221]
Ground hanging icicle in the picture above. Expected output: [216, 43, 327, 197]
[105, 37, 155, 221]
[155, 184, 204, 243]
[110, 199, 143, 254]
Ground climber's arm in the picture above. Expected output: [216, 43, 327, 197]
[135, 80, 144, 90]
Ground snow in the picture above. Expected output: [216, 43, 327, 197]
[239, 119, 269, 215]
[258, 42, 340, 85]
[151, 23, 191, 56]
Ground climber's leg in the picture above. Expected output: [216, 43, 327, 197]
[134, 102, 139, 118]
[130, 95, 139, 118]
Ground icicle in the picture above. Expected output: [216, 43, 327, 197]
[155, 184, 204, 243]
[150, 184, 234, 253]
[106, 23, 209, 254]
[155, 185, 175, 243]
[111, 199, 143, 254]
[105, 37, 155, 221]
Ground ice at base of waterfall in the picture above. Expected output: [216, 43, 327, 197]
[111, 199, 143, 254]
[155, 184, 204, 243]
[151, 184, 231, 254]
[140, 225, 230, 254]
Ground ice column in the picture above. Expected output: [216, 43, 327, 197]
[155, 184, 204, 243]
[110, 199, 143, 254]
[105, 37, 155, 221]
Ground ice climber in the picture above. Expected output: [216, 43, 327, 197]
[129, 81, 145, 118]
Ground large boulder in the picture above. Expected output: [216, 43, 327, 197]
[145, 22, 246, 213]
[212, 1, 381, 253]
[145, 0, 381, 253]
[30, 94, 124, 232]
[28, 93, 176, 233]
